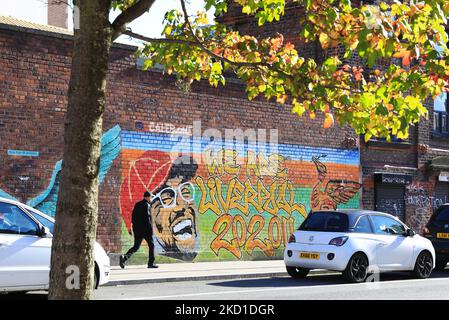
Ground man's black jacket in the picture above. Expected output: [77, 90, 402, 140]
[131, 199, 152, 235]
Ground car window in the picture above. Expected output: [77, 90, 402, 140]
[370, 215, 405, 236]
[0, 202, 39, 235]
[354, 216, 373, 233]
[434, 207, 449, 222]
[26, 208, 54, 234]
[299, 212, 349, 232]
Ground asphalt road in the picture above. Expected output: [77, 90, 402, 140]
[3, 271, 449, 300]
[95, 271, 449, 300]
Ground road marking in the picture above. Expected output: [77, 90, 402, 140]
[122, 276, 449, 300]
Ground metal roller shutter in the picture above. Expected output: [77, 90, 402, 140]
[375, 183, 405, 221]
[434, 181, 449, 210]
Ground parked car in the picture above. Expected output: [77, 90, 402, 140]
[423, 204, 449, 270]
[0, 197, 110, 293]
[284, 209, 435, 283]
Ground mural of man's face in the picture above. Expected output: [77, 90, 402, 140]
[151, 176, 197, 260]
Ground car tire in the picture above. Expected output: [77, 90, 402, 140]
[435, 260, 447, 271]
[343, 253, 369, 283]
[286, 266, 309, 279]
[94, 263, 100, 289]
[412, 251, 433, 279]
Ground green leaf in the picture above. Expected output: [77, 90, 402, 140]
[360, 92, 376, 108]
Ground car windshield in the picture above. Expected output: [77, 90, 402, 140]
[299, 211, 349, 232]
[25, 207, 55, 234]
[434, 207, 449, 223]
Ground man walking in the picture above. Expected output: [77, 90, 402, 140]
[119, 191, 158, 269]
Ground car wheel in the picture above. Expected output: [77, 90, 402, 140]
[435, 260, 447, 271]
[412, 251, 433, 279]
[286, 266, 309, 279]
[93, 263, 100, 289]
[343, 253, 369, 283]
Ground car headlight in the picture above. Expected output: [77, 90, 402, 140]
[329, 236, 348, 246]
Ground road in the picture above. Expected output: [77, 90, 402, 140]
[95, 271, 449, 300]
[3, 271, 449, 300]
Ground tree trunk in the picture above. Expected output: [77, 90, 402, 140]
[48, 0, 112, 300]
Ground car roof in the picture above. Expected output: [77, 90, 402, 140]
[314, 209, 400, 220]
[0, 196, 55, 222]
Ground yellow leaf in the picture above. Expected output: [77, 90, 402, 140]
[323, 113, 334, 129]
[393, 48, 410, 58]
[349, 38, 359, 50]
[276, 95, 287, 104]
[242, 5, 251, 14]
[319, 33, 330, 50]
[292, 101, 305, 116]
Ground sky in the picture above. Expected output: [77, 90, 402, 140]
[110, 0, 214, 46]
[0, 0, 214, 45]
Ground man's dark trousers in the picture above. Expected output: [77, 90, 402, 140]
[123, 231, 155, 266]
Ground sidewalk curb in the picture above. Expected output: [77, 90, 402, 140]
[104, 270, 338, 287]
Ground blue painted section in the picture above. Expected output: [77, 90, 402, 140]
[7, 150, 40, 157]
[24, 125, 122, 217]
[99, 125, 122, 185]
[121, 130, 360, 165]
[27, 160, 62, 209]
[0, 189, 17, 201]
[29, 161, 62, 216]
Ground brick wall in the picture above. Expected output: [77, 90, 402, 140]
[0, 24, 361, 264]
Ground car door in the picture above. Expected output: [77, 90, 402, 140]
[369, 215, 414, 271]
[0, 201, 51, 289]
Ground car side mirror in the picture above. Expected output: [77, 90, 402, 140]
[405, 229, 415, 237]
[39, 226, 51, 238]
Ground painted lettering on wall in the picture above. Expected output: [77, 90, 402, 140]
[119, 130, 361, 262]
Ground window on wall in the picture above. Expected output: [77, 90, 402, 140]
[434, 93, 449, 136]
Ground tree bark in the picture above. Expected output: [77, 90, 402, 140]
[48, 0, 112, 300]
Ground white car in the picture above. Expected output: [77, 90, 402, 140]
[284, 209, 435, 283]
[0, 197, 110, 293]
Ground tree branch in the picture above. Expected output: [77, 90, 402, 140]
[180, 0, 275, 69]
[111, 0, 156, 40]
[123, 30, 199, 46]
[122, 1, 363, 95]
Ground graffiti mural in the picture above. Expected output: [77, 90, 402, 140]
[119, 130, 361, 262]
[0, 125, 361, 264]
[195, 148, 307, 259]
[310, 155, 362, 211]
[120, 150, 199, 261]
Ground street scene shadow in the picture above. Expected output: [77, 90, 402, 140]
[0, 292, 48, 300]
[209, 270, 449, 289]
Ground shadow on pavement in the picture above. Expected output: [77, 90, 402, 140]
[0, 292, 48, 300]
[209, 270, 449, 288]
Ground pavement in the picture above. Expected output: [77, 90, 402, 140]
[106, 260, 335, 286]
[96, 271, 449, 300]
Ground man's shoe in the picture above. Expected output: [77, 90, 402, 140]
[147, 264, 159, 268]
[119, 255, 126, 269]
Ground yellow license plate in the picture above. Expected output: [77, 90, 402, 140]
[299, 252, 320, 260]
[437, 233, 449, 239]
